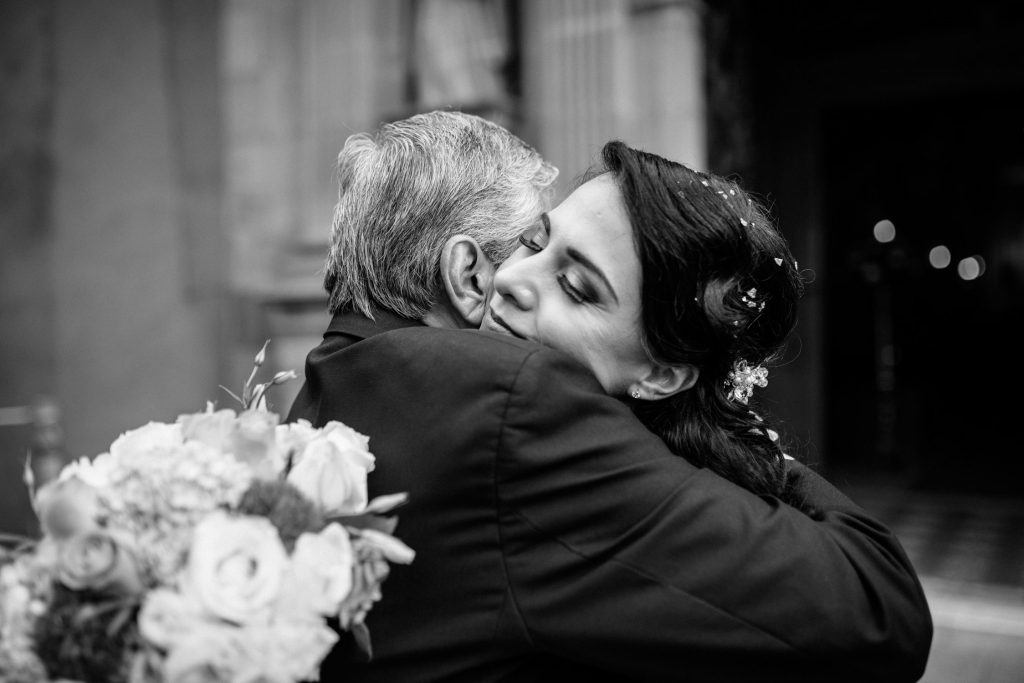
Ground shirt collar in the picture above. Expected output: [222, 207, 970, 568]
[324, 307, 425, 341]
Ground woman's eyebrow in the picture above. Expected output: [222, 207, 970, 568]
[565, 247, 618, 304]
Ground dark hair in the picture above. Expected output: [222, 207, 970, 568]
[598, 141, 810, 511]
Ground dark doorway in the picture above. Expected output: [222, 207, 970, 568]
[734, 0, 1024, 496]
[822, 92, 1024, 495]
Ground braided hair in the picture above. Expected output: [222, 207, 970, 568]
[597, 141, 810, 511]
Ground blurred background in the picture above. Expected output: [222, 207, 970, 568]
[2, 1, 1023, 679]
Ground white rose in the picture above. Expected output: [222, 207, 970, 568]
[177, 407, 238, 453]
[57, 529, 144, 597]
[161, 622, 335, 683]
[262, 621, 338, 682]
[34, 476, 101, 540]
[161, 624, 256, 683]
[321, 421, 372, 461]
[287, 423, 374, 516]
[138, 589, 201, 650]
[276, 523, 354, 620]
[231, 410, 285, 478]
[274, 419, 318, 454]
[109, 421, 184, 459]
[184, 513, 288, 625]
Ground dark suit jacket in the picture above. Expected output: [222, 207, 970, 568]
[288, 310, 932, 683]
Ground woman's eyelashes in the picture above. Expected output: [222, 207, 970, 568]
[558, 273, 594, 304]
[518, 231, 542, 252]
[515, 215, 594, 305]
[517, 219, 549, 252]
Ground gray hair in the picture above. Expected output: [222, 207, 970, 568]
[323, 110, 558, 318]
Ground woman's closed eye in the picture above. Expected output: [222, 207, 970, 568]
[557, 272, 594, 304]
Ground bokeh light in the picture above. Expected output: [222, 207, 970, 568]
[928, 245, 951, 269]
[873, 219, 896, 243]
[957, 257, 982, 280]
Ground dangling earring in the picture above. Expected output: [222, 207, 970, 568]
[631, 389, 641, 399]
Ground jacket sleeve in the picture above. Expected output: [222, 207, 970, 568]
[495, 346, 932, 683]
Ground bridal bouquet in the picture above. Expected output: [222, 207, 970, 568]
[0, 343, 413, 683]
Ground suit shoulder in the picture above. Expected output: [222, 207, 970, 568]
[373, 327, 537, 364]
[370, 328, 600, 387]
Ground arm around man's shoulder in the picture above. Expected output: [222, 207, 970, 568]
[489, 344, 931, 682]
[356, 327, 931, 681]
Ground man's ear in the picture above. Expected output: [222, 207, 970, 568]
[439, 234, 495, 327]
[633, 363, 699, 401]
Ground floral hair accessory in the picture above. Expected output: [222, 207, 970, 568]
[726, 359, 768, 404]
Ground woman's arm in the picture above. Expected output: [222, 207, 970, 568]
[497, 345, 932, 682]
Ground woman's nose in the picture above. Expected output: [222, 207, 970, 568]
[493, 262, 538, 311]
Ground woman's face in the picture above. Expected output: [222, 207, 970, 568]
[481, 174, 652, 394]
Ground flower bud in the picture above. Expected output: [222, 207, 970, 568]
[253, 340, 270, 367]
[271, 370, 297, 385]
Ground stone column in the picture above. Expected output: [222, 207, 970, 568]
[521, 0, 629, 196]
[629, 0, 706, 170]
[50, 0, 219, 454]
[221, 0, 407, 405]
[520, 0, 706, 197]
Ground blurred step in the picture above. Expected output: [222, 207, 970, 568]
[841, 482, 1024, 589]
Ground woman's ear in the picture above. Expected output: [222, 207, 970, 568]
[634, 363, 699, 401]
[438, 234, 495, 327]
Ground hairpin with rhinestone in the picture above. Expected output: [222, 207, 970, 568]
[740, 287, 765, 312]
[726, 359, 768, 404]
[773, 256, 799, 270]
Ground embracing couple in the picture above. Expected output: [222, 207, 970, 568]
[287, 111, 932, 682]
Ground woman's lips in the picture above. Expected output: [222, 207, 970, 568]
[487, 311, 527, 340]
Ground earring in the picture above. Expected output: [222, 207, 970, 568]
[631, 389, 641, 399]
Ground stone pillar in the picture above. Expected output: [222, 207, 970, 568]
[50, 0, 220, 455]
[520, 0, 706, 197]
[221, 0, 303, 295]
[521, 0, 629, 195]
[629, 0, 706, 169]
[222, 0, 403, 293]
[221, 0, 407, 405]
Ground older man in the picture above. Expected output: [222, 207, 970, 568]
[288, 111, 931, 683]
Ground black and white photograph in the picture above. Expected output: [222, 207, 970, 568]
[2, 1, 1023, 681]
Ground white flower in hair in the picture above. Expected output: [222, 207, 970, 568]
[726, 360, 768, 404]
